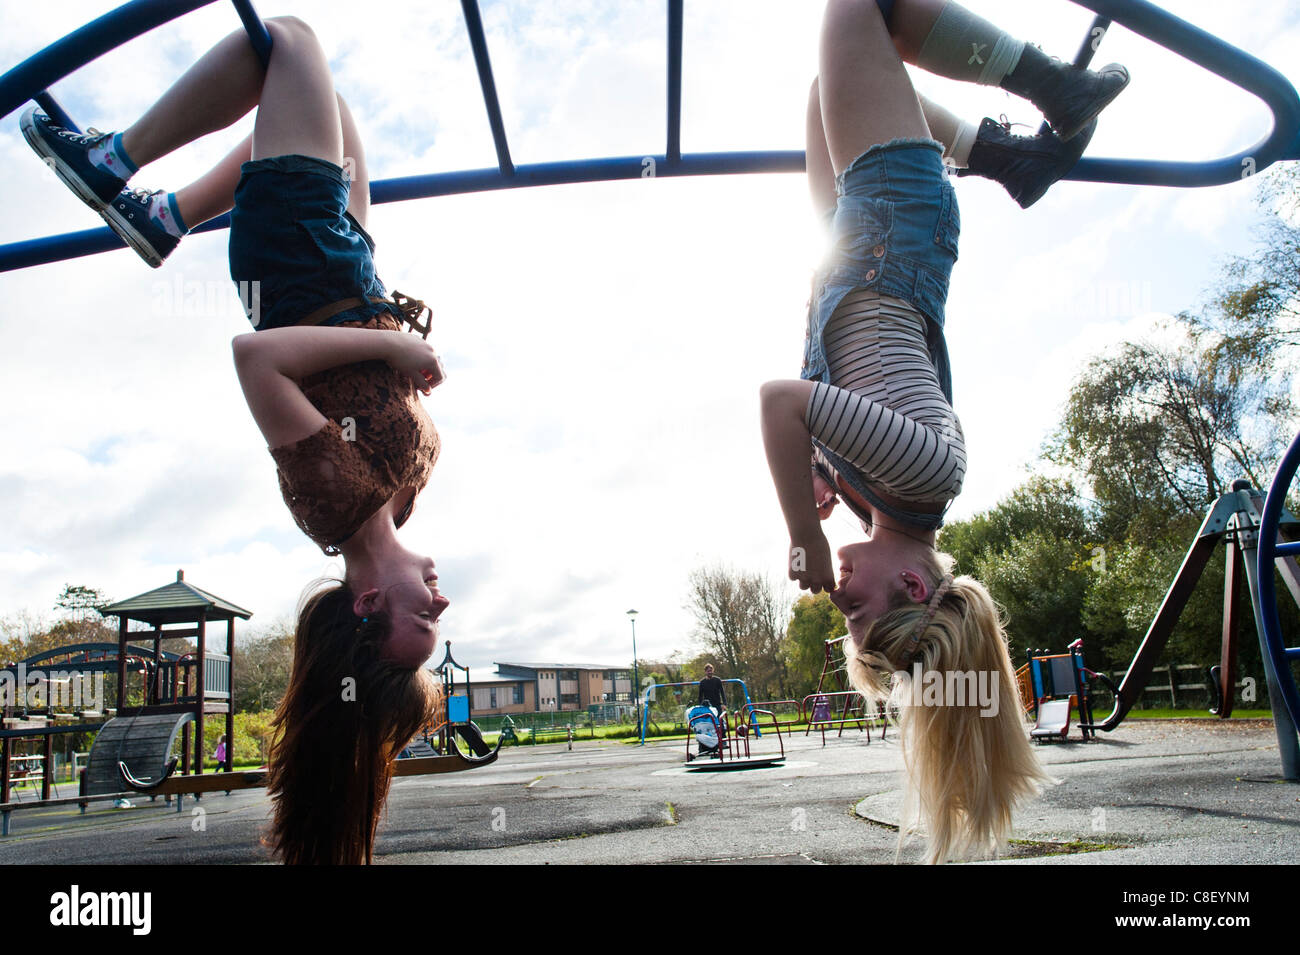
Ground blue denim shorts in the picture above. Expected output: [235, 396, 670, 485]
[228, 154, 400, 331]
[802, 138, 959, 402]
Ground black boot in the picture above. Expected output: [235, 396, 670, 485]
[1000, 44, 1130, 142]
[959, 116, 1096, 209]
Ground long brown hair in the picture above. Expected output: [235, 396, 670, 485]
[845, 551, 1050, 864]
[265, 578, 439, 864]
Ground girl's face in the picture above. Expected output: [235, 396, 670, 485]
[376, 553, 449, 667]
[829, 540, 906, 645]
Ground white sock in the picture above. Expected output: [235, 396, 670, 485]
[148, 192, 188, 238]
[86, 131, 137, 180]
[919, 94, 978, 169]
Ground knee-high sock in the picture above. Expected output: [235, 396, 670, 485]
[915, 1, 1025, 86]
[918, 94, 978, 169]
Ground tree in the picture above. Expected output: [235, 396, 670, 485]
[1047, 315, 1293, 541]
[973, 530, 1094, 664]
[1190, 164, 1300, 374]
[685, 565, 792, 701]
[782, 592, 845, 700]
[939, 476, 1093, 573]
[232, 619, 294, 713]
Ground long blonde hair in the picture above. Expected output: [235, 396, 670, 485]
[845, 552, 1050, 864]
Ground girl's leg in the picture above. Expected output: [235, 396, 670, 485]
[246, 18, 342, 165]
[885, 0, 1129, 142]
[916, 94, 977, 169]
[335, 94, 371, 229]
[173, 133, 252, 230]
[805, 78, 837, 223]
[818, 0, 928, 175]
[118, 28, 265, 168]
[174, 88, 364, 231]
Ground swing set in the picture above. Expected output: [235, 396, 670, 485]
[1, 0, 1299, 774]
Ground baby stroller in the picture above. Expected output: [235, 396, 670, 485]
[686, 704, 722, 760]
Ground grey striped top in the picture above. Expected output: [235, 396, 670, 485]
[805, 290, 966, 505]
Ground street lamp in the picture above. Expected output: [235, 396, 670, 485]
[626, 609, 640, 724]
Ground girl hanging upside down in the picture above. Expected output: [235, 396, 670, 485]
[760, 0, 1127, 862]
[23, 17, 446, 864]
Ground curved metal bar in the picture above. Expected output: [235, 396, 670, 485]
[118, 755, 179, 792]
[0, 0, 219, 123]
[0, 150, 807, 273]
[1064, 0, 1300, 187]
[2, 0, 1297, 273]
[1256, 430, 1300, 729]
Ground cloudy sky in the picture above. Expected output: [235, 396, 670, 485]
[1, 0, 1297, 675]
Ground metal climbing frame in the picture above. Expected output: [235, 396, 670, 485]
[1257, 432, 1300, 735]
[1, 0, 1299, 272]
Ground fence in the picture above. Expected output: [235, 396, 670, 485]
[1110, 663, 1257, 710]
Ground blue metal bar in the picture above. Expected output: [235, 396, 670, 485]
[1275, 541, 1300, 557]
[459, 0, 514, 177]
[1063, 0, 1300, 187]
[1, 150, 805, 272]
[32, 91, 79, 132]
[0, 0, 218, 123]
[667, 0, 683, 164]
[229, 0, 273, 69]
[1258, 428, 1300, 733]
[3, 0, 1299, 272]
[1040, 14, 1111, 135]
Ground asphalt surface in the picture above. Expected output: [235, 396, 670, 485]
[0, 719, 1296, 865]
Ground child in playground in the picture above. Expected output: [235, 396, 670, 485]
[759, 0, 1124, 861]
[22, 17, 446, 864]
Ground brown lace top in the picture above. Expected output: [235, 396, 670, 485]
[269, 312, 441, 554]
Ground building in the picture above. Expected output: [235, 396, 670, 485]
[467, 663, 633, 716]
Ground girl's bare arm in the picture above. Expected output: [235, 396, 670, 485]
[760, 379, 837, 593]
[232, 327, 442, 449]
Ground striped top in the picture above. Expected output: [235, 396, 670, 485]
[805, 290, 966, 505]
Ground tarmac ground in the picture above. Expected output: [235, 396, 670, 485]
[1, 719, 1296, 865]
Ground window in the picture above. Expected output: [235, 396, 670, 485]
[489, 688, 498, 709]
[513, 685, 524, 705]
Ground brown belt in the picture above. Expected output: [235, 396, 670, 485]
[300, 290, 433, 339]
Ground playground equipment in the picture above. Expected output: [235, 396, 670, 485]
[1, 0, 1299, 273]
[418, 641, 502, 762]
[1030, 700, 1074, 744]
[639, 678, 756, 745]
[0, 0, 1297, 780]
[684, 702, 786, 771]
[1018, 639, 1117, 743]
[807, 636, 888, 742]
[1257, 432, 1300, 742]
[1078, 481, 1300, 780]
[0, 572, 497, 836]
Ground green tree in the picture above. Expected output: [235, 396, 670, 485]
[782, 592, 845, 700]
[233, 619, 294, 713]
[685, 565, 792, 700]
[940, 476, 1093, 572]
[1047, 317, 1293, 539]
[973, 530, 1094, 665]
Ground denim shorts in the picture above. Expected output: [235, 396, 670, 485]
[801, 138, 959, 403]
[228, 154, 400, 331]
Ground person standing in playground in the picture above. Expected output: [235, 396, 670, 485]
[758, 0, 1125, 862]
[697, 664, 726, 712]
[21, 17, 447, 865]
